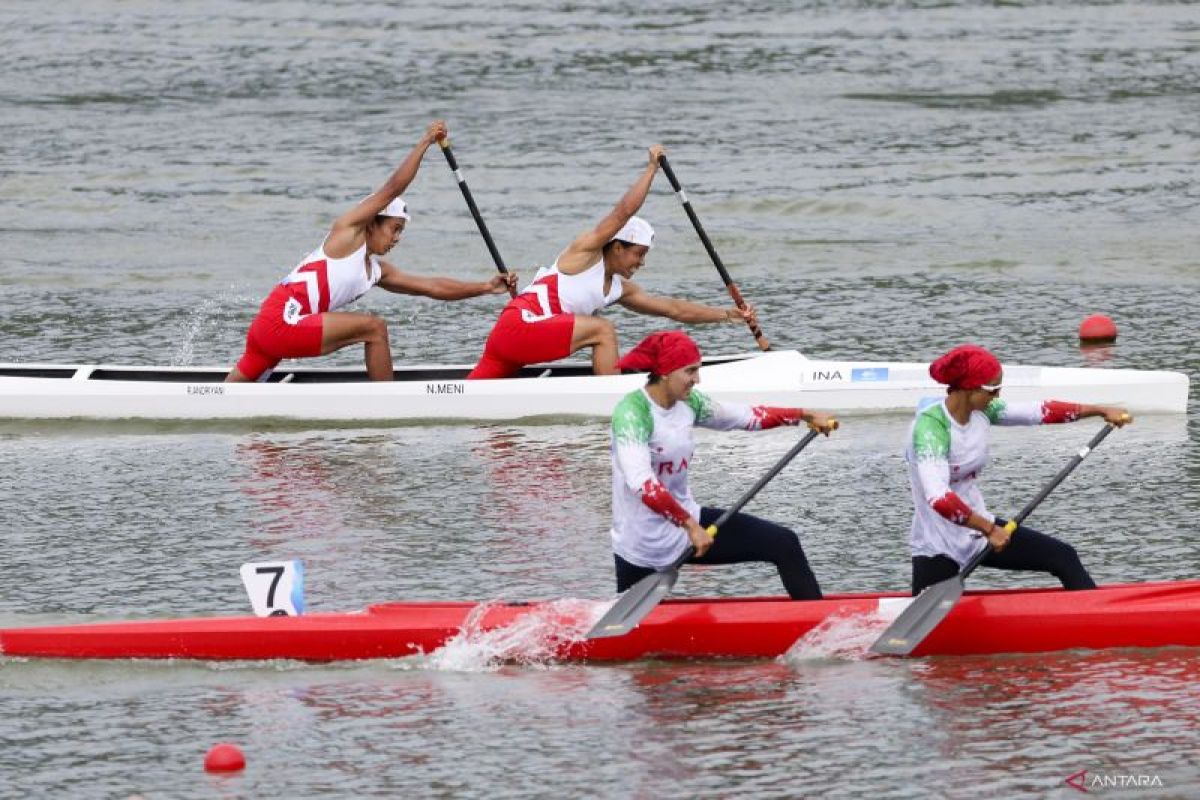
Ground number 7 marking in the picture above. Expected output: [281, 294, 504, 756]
[256, 566, 285, 608]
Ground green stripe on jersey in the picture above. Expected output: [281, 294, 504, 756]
[685, 389, 716, 423]
[983, 398, 1007, 424]
[912, 402, 951, 460]
[612, 390, 654, 445]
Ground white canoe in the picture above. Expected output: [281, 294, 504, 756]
[0, 350, 1188, 422]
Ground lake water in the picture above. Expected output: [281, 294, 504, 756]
[1, 1, 1198, 797]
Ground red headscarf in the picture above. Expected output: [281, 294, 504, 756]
[929, 344, 1001, 391]
[618, 331, 702, 376]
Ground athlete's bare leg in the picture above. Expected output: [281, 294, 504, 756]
[569, 315, 619, 375]
[225, 312, 392, 382]
[320, 312, 394, 380]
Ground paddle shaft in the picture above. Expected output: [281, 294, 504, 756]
[657, 154, 770, 351]
[958, 422, 1118, 580]
[665, 428, 821, 571]
[438, 139, 517, 298]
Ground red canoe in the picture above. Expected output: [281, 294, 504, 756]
[2, 581, 1198, 662]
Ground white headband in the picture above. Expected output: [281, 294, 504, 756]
[377, 197, 410, 220]
[610, 216, 654, 248]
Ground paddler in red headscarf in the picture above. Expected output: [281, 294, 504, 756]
[906, 343, 1132, 595]
[608, 331, 838, 598]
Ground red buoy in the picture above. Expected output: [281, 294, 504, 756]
[204, 743, 246, 773]
[1078, 314, 1117, 344]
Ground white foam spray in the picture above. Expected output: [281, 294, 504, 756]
[781, 610, 896, 664]
[401, 598, 612, 673]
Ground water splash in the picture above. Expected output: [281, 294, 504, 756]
[169, 286, 258, 366]
[781, 610, 895, 664]
[169, 294, 225, 366]
[401, 598, 611, 673]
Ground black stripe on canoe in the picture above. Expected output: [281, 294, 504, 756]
[0, 367, 78, 379]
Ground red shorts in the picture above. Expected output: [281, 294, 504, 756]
[467, 307, 575, 379]
[235, 286, 324, 381]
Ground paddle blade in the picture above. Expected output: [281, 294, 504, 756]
[586, 569, 680, 639]
[869, 578, 965, 656]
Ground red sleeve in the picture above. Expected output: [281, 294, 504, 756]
[930, 491, 973, 525]
[639, 479, 690, 526]
[1041, 400, 1082, 424]
[750, 406, 805, 430]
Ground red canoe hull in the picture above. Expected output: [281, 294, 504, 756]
[2, 581, 1199, 662]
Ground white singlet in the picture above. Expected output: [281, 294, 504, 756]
[278, 240, 382, 323]
[510, 258, 623, 323]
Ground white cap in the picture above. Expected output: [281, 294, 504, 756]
[610, 216, 654, 248]
[377, 197, 410, 220]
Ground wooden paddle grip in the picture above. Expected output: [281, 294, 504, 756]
[727, 283, 770, 350]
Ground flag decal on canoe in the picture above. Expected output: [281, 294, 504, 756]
[851, 367, 889, 382]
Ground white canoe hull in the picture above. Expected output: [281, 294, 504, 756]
[0, 350, 1188, 422]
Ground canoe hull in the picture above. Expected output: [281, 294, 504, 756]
[3, 581, 1198, 662]
[0, 351, 1188, 421]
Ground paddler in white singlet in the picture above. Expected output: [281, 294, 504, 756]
[466, 144, 759, 379]
[226, 120, 517, 382]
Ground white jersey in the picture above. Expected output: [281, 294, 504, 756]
[510, 257, 623, 322]
[278, 240, 382, 322]
[609, 388, 794, 569]
[907, 397, 1077, 567]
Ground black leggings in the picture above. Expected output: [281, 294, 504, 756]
[911, 518, 1096, 595]
[614, 506, 822, 600]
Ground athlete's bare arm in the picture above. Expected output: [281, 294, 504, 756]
[377, 262, 517, 300]
[556, 144, 665, 274]
[617, 280, 756, 326]
[324, 120, 448, 258]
